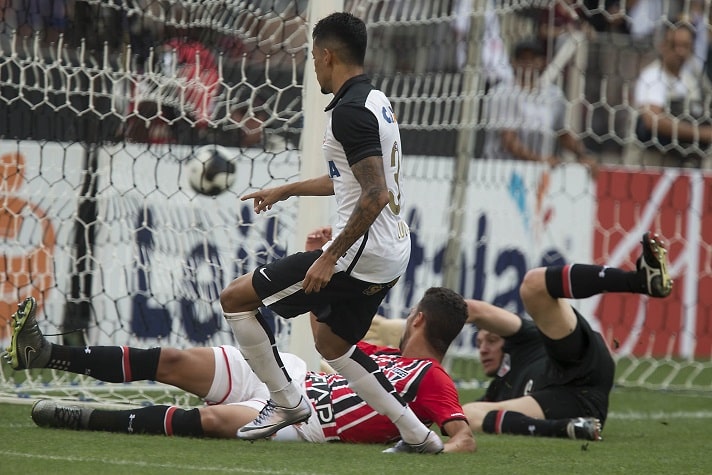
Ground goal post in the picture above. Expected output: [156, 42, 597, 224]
[289, 0, 344, 371]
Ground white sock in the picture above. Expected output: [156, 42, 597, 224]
[326, 346, 430, 444]
[225, 311, 301, 407]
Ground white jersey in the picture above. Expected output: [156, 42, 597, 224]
[321, 74, 410, 283]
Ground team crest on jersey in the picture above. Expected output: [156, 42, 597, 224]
[363, 284, 384, 295]
[381, 106, 397, 124]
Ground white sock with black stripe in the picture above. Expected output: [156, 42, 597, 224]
[224, 310, 301, 407]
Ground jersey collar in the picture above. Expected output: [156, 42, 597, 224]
[324, 74, 370, 111]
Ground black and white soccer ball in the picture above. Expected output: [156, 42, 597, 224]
[186, 145, 236, 196]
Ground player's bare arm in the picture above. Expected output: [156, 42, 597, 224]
[303, 155, 389, 294]
[241, 175, 334, 214]
[441, 419, 477, 453]
[465, 299, 522, 337]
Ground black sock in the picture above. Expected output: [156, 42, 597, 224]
[46, 345, 161, 382]
[482, 410, 569, 438]
[88, 405, 203, 437]
[544, 264, 642, 299]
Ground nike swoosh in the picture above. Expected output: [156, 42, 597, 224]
[259, 267, 272, 282]
[24, 345, 35, 365]
[241, 422, 279, 431]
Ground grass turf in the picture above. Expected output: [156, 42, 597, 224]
[0, 387, 710, 475]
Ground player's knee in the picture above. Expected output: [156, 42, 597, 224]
[519, 268, 547, 306]
[196, 408, 219, 435]
[155, 347, 185, 380]
[219, 274, 253, 312]
[220, 276, 244, 313]
[219, 283, 237, 311]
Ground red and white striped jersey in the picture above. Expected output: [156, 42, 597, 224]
[305, 341, 467, 444]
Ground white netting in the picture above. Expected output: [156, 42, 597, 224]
[1, 1, 711, 406]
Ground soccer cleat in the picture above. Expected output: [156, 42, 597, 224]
[2, 297, 51, 370]
[382, 430, 444, 454]
[637, 232, 673, 298]
[237, 396, 312, 440]
[31, 399, 93, 430]
[566, 417, 602, 441]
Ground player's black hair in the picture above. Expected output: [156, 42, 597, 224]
[312, 12, 367, 66]
[417, 287, 468, 357]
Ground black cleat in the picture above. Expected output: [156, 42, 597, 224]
[566, 417, 602, 441]
[2, 297, 51, 370]
[637, 232, 673, 298]
[31, 399, 93, 430]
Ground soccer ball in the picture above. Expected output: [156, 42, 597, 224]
[186, 145, 236, 196]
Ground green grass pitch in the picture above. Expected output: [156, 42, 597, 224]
[1, 387, 710, 475]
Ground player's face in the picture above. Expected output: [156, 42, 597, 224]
[398, 306, 418, 350]
[312, 45, 332, 94]
[476, 329, 505, 377]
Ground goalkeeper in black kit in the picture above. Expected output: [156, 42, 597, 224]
[462, 232, 673, 440]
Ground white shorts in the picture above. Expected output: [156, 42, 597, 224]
[205, 345, 326, 443]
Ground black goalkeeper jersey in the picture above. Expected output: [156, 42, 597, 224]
[480, 319, 547, 401]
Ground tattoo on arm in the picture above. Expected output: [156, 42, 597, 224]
[325, 156, 388, 259]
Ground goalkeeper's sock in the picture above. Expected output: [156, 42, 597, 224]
[46, 345, 161, 382]
[545, 264, 640, 299]
[89, 405, 203, 437]
[482, 410, 569, 438]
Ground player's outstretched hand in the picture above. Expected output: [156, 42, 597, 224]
[241, 186, 287, 214]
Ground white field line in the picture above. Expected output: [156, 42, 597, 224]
[608, 410, 712, 420]
[0, 450, 328, 475]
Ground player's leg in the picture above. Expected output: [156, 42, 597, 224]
[221, 252, 322, 439]
[463, 396, 545, 431]
[316, 281, 442, 453]
[520, 231, 673, 339]
[480, 410, 602, 441]
[320, 322, 443, 453]
[221, 267, 304, 407]
[154, 347, 216, 398]
[31, 399, 258, 439]
[4, 297, 163, 383]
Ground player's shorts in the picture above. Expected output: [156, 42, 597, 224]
[253, 250, 398, 344]
[204, 345, 326, 443]
[529, 309, 615, 424]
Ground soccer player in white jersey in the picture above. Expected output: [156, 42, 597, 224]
[219, 13, 439, 453]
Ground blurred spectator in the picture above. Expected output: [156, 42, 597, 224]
[686, 0, 711, 78]
[626, 0, 665, 41]
[535, 0, 592, 54]
[123, 38, 220, 145]
[482, 39, 598, 176]
[629, 21, 712, 168]
[452, 0, 513, 87]
[580, 0, 630, 34]
[122, 36, 266, 148]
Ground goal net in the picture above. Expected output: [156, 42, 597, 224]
[1, 0, 711, 406]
